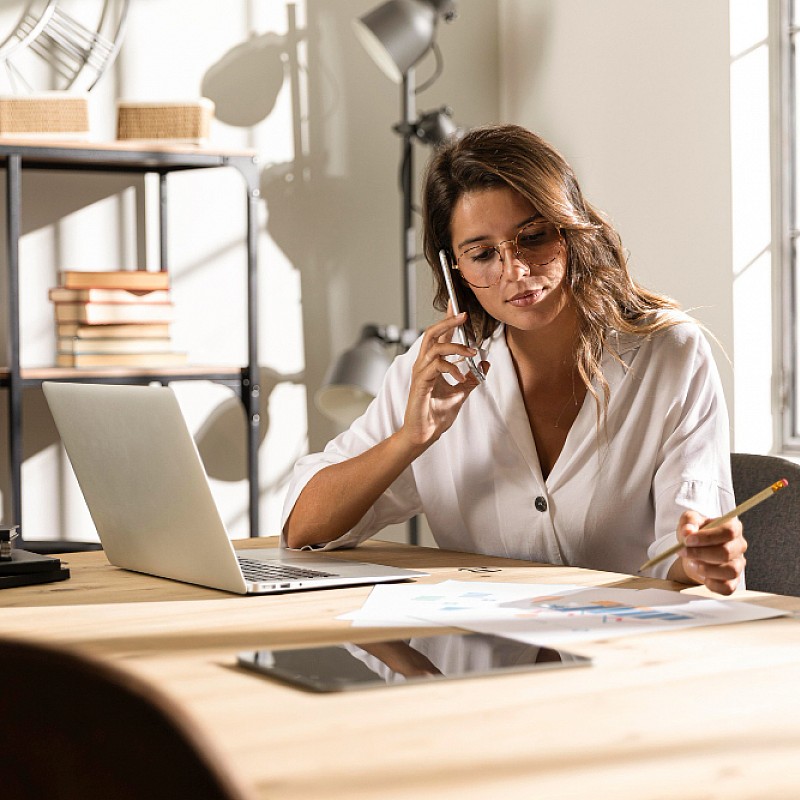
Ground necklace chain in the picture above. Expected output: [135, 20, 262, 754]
[553, 391, 579, 428]
[553, 369, 581, 429]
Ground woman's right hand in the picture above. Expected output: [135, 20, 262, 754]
[400, 313, 487, 450]
[285, 314, 487, 549]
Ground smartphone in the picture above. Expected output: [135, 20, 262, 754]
[438, 248, 486, 383]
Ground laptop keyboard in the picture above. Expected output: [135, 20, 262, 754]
[238, 557, 336, 583]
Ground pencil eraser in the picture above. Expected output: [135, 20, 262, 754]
[780, 478, 789, 487]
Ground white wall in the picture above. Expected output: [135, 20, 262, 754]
[498, 0, 736, 414]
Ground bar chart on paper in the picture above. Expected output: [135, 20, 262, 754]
[341, 581, 787, 645]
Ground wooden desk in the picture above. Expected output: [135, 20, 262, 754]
[1, 538, 799, 799]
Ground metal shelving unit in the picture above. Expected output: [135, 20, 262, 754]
[0, 139, 262, 541]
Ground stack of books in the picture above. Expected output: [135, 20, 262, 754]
[50, 271, 188, 368]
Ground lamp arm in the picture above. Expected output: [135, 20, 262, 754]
[414, 41, 443, 93]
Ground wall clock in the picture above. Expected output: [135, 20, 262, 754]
[0, 0, 129, 93]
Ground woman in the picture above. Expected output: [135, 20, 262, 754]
[282, 124, 745, 595]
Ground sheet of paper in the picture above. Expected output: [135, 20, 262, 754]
[338, 580, 583, 627]
[409, 585, 788, 645]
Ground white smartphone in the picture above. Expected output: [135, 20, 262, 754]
[438, 248, 486, 383]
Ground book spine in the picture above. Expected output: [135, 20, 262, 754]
[56, 323, 172, 339]
[48, 287, 171, 304]
[56, 352, 188, 368]
[58, 270, 170, 291]
[57, 337, 173, 355]
[54, 303, 175, 324]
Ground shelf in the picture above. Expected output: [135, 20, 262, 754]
[0, 365, 247, 386]
[1, 141, 262, 539]
[0, 139, 259, 174]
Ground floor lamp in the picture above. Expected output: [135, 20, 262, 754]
[354, 0, 459, 333]
[316, 0, 460, 545]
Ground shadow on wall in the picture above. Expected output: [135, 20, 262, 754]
[256, 2, 413, 452]
[260, 164, 388, 450]
[202, 2, 493, 453]
[194, 366, 304, 483]
[201, 6, 353, 454]
[202, 3, 403, 454]
[0, 365, 302, 525]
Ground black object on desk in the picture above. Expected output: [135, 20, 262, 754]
[0, 527, 70, 588]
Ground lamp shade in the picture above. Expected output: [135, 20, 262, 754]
[414, 107, 460, 145]
[314, 327, 393, 426]
[352, 0, 437, 83]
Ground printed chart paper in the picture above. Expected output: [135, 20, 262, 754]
[337, 580, 582, 627]
[341, 581, 787, 644]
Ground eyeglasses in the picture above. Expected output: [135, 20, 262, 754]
[455, 220, 563, 289]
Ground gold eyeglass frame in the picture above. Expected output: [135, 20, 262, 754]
[454, 220, 564, 289]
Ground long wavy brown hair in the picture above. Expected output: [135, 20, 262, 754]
[421, 123, 681, 413]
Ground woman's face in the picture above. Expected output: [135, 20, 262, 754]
[449, 187, 572, 335]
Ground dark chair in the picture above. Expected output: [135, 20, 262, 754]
[0, 638, 253, 800]
[731, 452, 800, 596]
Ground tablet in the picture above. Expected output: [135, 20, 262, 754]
[237, 632, 591, 692]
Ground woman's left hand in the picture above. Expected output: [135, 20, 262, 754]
[669, 510, 747, 595]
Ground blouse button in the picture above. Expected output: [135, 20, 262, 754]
[534, 496, 548, 512]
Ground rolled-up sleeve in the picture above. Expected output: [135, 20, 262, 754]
[645, 328, 735, 578]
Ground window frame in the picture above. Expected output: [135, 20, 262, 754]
[775, 0, 800, 452]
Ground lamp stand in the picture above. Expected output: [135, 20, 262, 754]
[400, 68, 419, 546]
[401, 68, 417, 333]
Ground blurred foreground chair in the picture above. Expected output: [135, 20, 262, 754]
[731, 452, 800, 596]
[0, 637, 253, 800]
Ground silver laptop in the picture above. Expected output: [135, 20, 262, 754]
[42, 382, 426, 595]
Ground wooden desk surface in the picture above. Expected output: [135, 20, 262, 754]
[2, 538, 799, 800]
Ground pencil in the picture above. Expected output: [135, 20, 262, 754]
[638, 478, 789, 573]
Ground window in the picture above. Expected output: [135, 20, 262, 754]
[776, 0, 800, 450]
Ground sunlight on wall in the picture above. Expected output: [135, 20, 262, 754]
[730, 0, 773, 452]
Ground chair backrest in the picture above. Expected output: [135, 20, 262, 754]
[0, 637, 252, 800]
[731, 452, 800, 596]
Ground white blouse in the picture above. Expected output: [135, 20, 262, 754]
[281, 317, 734, 580]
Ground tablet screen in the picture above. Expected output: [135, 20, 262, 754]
[237, 632, 591, 692]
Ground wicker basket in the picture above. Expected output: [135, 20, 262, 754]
[116, 99, 215, 143]
[0, 93, 89, 137]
